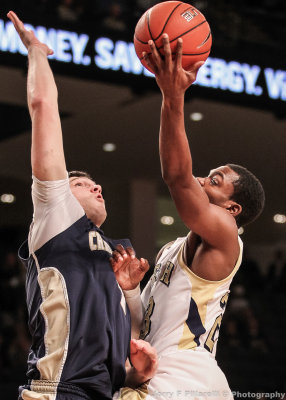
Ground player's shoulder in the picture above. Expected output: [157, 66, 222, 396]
[155, 241, 175, 264]
[155, 237, 187, 263]
[29, 175, 85, 253]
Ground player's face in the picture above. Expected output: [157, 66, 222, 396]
[69, 177, 107, 227]
[196, 166, 239, 207]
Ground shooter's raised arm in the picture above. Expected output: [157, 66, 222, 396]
[144, 35, 240, 252]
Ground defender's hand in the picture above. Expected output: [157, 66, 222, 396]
[129, 339, 158, 382]
[7, 11, 53, 56]
[110, 245, 149, 290]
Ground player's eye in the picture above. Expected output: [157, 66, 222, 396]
[75, 182, 83, 187]
[210, 176, 218, 185]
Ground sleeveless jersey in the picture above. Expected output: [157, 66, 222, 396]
[115, 234, 243, 399]
[140, 234, 243, 356]
[18, 176, 131, 400]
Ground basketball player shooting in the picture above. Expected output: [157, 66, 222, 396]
[112, 35, 265, 399]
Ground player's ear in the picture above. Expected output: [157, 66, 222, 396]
[225, 201, 242, 217]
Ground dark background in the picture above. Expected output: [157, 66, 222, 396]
[0, 1, 285, 398]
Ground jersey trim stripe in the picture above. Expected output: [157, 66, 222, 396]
[32, 252, 70, 392]
[177, 236, 243, 352]
[178, 235, 243, 284]
[185, 298, 206, 346]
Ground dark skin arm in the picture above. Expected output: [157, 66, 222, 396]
[110, 245, 149, 338]
[143, 35, 240, 280]
[110, 245, 149, 290]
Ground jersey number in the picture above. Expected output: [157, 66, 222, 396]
[204, 292, 229, 353]
[139, 296, 155, 340]
[160, 262, 174, 287]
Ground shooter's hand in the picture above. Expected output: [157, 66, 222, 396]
[143, 33, 203, 98]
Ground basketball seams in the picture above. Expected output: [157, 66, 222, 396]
[135, 20, 210, 47]
[181, 50, 210, 56]
[138, 32, 211, 61]
[137, 20, 211, 60]
[134, 36, 148, 45]
[134, 1, 212, 69]
[134, 4, 210, 47]
[155, 20, 211, 54]
[135, 2, 185, 53]
[147, 9, 155, 43]
[148, 2, 183, 41]
[139, 49, 210, 61]
[159, 20, 207, 47]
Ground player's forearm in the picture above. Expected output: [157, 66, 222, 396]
[124, 286, 143, 339]
[27, 46, 58, 113]
[28, 46, 66, 180]
[159, 94, 193, 185]
[124, 366, 149, 389]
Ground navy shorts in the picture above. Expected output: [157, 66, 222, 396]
[18, 381, 111, 400]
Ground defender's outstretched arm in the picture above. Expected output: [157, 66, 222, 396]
[8, 11, 66, 181]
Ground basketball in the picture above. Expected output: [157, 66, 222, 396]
[134, 1, 212, 73]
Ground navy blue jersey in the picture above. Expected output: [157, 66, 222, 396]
[19, 215, 131, 400]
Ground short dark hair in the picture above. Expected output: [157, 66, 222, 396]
[68, 170, 94, 180]
[227, 163, 265, 227]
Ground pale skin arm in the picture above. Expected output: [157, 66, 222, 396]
[143, 35, 239, 277]
[125, 339, 158, 388]
[7, 11, 66, 181]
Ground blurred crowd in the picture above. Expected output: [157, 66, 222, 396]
[217, 247, 286, 392]
[2, 0, 286, 50]
[1, 242, 286, 394]
[0, 251, 30, 384]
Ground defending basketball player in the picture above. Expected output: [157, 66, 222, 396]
[112, 35, 265, 399]
[7, 11, 157, 400]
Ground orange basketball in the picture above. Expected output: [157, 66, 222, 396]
[134, 1, 212, 73]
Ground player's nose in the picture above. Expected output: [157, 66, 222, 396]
[92, 184, 102, 194]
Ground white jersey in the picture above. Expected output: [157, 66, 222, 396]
[140, 235, 243, 357]
[115, 234, 243, 400]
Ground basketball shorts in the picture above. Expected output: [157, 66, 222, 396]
[114, 348, 234, 400]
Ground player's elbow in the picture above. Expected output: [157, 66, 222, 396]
[29, 95, 49, 112]
[28, 95, 58, 120]
[162, 167, 185, 187]
[161, 158, 192, 186]
[28, 85, 58, 112]
[162, 173, 177, 189]
[161, 164, 176, 183]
